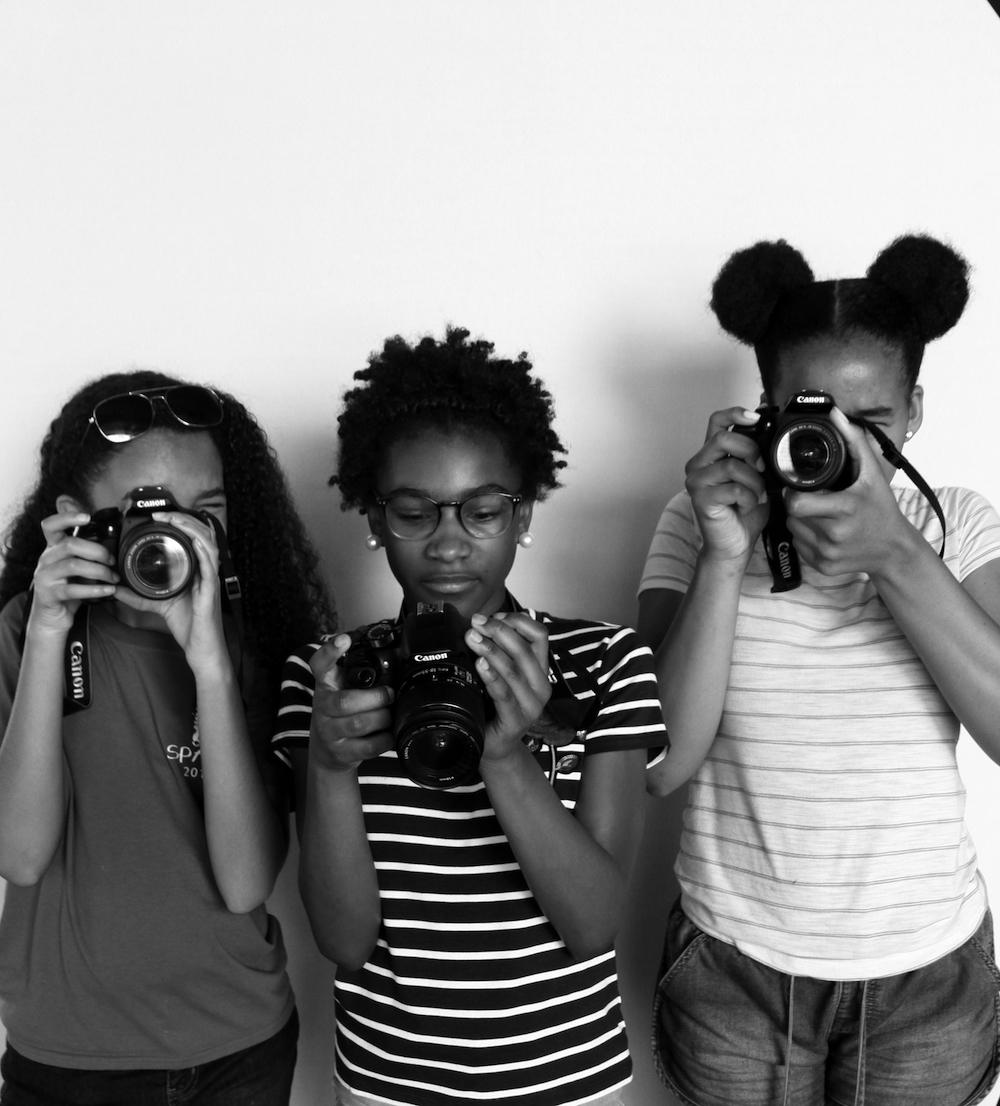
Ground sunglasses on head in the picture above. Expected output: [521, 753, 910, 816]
[88, 385, 224, 444]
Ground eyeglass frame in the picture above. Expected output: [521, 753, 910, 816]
[87, 385, 225, 445]
[373, 490, 525, 541]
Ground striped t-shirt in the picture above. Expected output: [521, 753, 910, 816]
[640, 485, 1000, 980]
[273, 603, 667, 1106]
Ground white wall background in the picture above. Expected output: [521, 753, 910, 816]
[2, 2, 999, 1103]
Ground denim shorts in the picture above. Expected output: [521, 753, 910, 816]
[0, 1010, 298, 1106]
[652, 901, 1000, 1106]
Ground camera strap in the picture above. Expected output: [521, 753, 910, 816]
[761, 488, 802, 593]
[857, 420, 946, 559]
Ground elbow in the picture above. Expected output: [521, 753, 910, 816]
[0, 845, 57, 886]
[312, 926, 379, 971]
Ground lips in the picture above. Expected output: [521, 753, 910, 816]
[421, 574, 478, 595]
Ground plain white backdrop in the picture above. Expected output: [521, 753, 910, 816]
[1, 3, 999, 1103]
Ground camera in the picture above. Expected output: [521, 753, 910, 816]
[735, 389, 853, 492]
[338, 602, 489, 789]
[74, 485, 202, 600]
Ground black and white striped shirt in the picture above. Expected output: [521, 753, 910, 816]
[273, 604, 666, 1105]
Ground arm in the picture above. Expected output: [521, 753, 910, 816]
[467, 613, 647, 960]
[294, 638, 394, 969]
[787, 410, 1000, 760]
[0, 511, 117, 883]
[639, 407, 769, 796]
[121, 512, 286, 912]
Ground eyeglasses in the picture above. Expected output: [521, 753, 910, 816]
[89, 385, 224, 444]
[375, 491, 523, 541]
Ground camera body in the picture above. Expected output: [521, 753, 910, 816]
[338, 602, 489, 789]
[74, 485, 202, 600]
[735, 389, 853, 492]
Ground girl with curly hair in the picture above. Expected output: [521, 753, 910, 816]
[0, 369, 334, 1104]
[273, 327, 667, 1106]
[640, 236, 1000, 1106]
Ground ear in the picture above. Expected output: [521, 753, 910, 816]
[906, 385, 924, 439]
[516, 499, 534, 536]
[366, 504, 386, 541]
[56, 494, 87, 516]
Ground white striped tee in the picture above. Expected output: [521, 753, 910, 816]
[639, 486, 1000, 979]
[272, 603, 667, 1105]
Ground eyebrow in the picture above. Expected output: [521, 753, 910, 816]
[853, 406, 896, 420]
[195, 487, 228, 501]
[381, 483, 513, 498]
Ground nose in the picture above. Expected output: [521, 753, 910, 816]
[425, 505, 472, 561]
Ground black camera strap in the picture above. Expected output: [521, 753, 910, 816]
[857, 420, 946, 560]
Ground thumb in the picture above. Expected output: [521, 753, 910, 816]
[830, 407, 877, 480]
[309, 632, 353, 689]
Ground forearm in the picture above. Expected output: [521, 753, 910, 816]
[195, 665, 286, 912]
[298, 760, 382, 969]
[0, 626, 70, 883]
[645, 556, 744, 795]
[480, 744, 632, 960]
[872, 535, 1000, 759]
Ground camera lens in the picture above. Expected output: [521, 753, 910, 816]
[772, 421, 847, 489]
[394, 666, 486, 789]
[121, 527, 196, 599]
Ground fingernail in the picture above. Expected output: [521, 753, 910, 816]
[467, 629, 483, 644]
[470, 613, 487, 627]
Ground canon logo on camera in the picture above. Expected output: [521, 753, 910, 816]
[414, 651, 450, 662]
[135, 497, 170, 510]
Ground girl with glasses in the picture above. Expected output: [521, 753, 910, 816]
[0, 369, 334, 1104]
[272, 327, 667, 1106]
[639, 236, 1000, 1106]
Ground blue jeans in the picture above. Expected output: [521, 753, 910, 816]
[0, 1011, 297, 1106]
[652, 901, 1000, 1106]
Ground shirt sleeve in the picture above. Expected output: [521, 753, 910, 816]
[637, 492, 702, 596]
[270, 643, 320, 770]
[949, 487, 1000, 582]
[584, 624, 669, 757]
[0, 594, 29, 738]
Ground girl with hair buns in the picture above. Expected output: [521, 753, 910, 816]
[0, 369, 334, 1104]
[639, 235, 1000, 1106]
[273, 327, 667, 1106]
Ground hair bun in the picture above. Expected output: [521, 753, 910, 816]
[710, 240, 814, 345]
[866, 234, 969, 342]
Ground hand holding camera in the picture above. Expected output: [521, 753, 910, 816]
[465, 610, 551, 768]
[337, 603, 550, 788]
[309, 636, 396, 774]
[72, 485, 229, 664]
[782, 406, 913, 581]
[684, 405, 771, 572]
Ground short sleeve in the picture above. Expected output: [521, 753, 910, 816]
[638, 492, 702, 596]
[271, 643, 320, 770]
[948, 488, 1000, 582]
[0, 594, 30, 738]
[584, 625, 668, 757]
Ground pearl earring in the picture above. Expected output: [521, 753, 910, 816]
[365, 534, 381, 551]
[904, 430, 914, 441]
[518, 532, 534, 549]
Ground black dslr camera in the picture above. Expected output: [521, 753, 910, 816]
[338, 602, 489, 790]
[733, 391, 855, 593]
[74, 485, 204, 600]
[734, 389, 853, 492]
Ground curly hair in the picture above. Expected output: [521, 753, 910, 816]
[710, 234, 970, 393]
[0, 369, 335, 682]
[332, 327, 567, 511]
